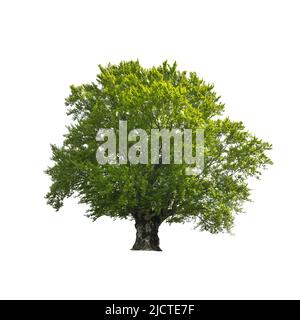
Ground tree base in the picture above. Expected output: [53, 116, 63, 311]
[131, 244, 162, 251]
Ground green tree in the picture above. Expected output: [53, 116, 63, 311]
[45, 61, 272, 251]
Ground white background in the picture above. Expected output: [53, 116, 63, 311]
[0, 0, 299, 299]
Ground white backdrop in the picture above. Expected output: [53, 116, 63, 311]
[0, 0, 299, 299]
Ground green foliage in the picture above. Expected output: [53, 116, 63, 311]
[45, 60, 272, 233]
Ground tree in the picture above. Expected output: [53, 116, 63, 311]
[45, 60, 272, 251]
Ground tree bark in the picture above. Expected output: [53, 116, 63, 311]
[131, 216, 162, 251]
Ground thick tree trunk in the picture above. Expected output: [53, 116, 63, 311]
[131, 217, 162, 251]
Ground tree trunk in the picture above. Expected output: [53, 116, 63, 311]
[131, 217, 162, 251]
